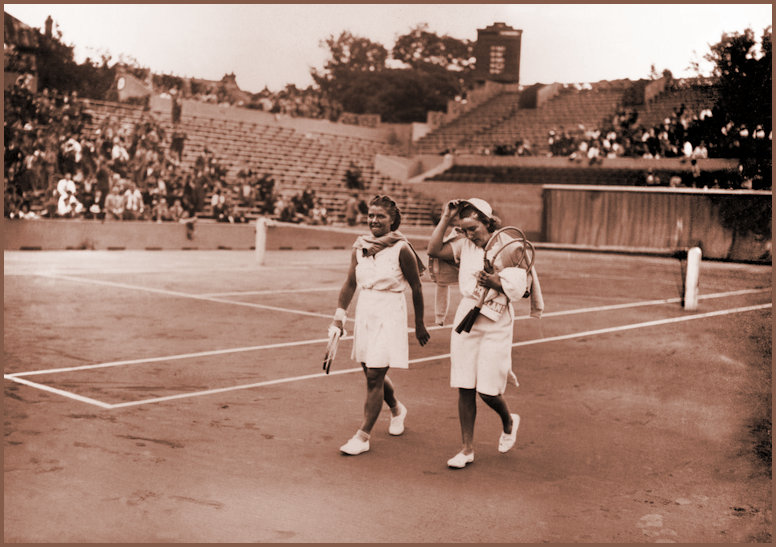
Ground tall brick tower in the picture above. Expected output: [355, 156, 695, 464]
[472, 22, 522, 84]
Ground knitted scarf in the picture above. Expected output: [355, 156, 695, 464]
[354, 230, 426, 275]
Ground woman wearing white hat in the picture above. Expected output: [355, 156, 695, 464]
[428, 198, 525, 468]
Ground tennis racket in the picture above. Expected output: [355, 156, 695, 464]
[455, 227, 536, 334]
[322, 325, 344, 374]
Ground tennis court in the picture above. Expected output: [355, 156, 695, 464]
[4, 246, 772, 542]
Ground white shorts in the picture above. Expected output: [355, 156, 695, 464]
[351, 289, 409, 369]
[449, 296, 514, 395]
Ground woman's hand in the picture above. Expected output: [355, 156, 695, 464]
[414, 322, 430, 346]
[476, 270, 502, 290]
[330, 319, 345, 335]
[440, 200, 460, 223]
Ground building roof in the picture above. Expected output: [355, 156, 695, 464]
[4, 11, 41, 50]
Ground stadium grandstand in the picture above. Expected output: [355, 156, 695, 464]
[3, 12, 771, 262]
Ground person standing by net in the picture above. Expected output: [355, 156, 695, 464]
[330, 195, 430, 455]
[428, 210, 463, 326]
[428, 198, 532, 468]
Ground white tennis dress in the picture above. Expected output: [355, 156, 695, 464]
[351, 241, 410, 369]
[449, 237, 527, 395]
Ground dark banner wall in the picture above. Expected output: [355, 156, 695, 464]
[543, 186, 772, 261]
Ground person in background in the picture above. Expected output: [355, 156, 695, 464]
[122, 182, 144, 220]
[428, 209, 463, 326]
[344, 192, 359, 226]
[331, 195, 430, 455]
[104, 185, 124, 221]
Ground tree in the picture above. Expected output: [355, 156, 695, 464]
[311, 31, 389, 120]
[316, 30, 388, 73]
[704, 26, 772, 131]
[311, 27, 466, 123]
[392, 23, 474, 73]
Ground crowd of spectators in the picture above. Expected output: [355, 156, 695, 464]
[479, 138, 534, 157]
[5, 75, 212, 222]
[4, 75, 335, 225]
[543, 101, 771, 188]
[270, 184, 328, 225]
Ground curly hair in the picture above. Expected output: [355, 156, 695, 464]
[458, 203, 501, 233]
[369, 194, 402, 231]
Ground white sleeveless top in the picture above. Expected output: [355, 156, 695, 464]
[355, 241, 409, 292]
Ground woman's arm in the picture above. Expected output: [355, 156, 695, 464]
[398, 244, 430, 346]
[331, 249, 358, 332]
[427, 200, 458, 261]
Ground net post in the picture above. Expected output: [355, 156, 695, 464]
[683, 246, 701, 311]
[255, 216, 268, 265]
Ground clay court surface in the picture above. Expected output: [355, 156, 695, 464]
[3, 247, 772, 542]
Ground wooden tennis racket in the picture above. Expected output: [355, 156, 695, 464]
[455, 227, 535, 334]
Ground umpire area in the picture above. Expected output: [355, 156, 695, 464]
[3, 244, 772, 542]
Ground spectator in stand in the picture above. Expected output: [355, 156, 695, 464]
[110, 137, 130, 175]
[57, 189, 84, 218]
[240, 175, 255, 208]
[301, 183, 316, 213]
[644, 168, 661, 186]
[344, 161, 364, 190]
[80, 173, 97, 216]
[211, 187, 228, 220]
[122, 182, 145, 220]
[60, 135, 82, 175]
[357, 197, 369, 224]
[272, 193, 287, 219]
[344, 192, 360, 226]
[166, 198, 184, 221]
[104, 185, 124, 221]
[181, 176, 200, 218]
[170, 128, 186, 162]
[690, 159, 702, 188]
[151, 195, 170, 222]
[692, 141, 709, 160]
[5, 187, 23, 218]
[15, 200, 39, 220]
[310, 199, 328, 225]
[87, 189, 103, 219]
[56, 172, 77, 201]
[171, 91, 182, 124]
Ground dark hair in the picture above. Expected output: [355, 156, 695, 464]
[458, 203, 501, 233]
[369, 194, 401, 231]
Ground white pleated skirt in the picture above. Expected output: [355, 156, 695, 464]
[352, 288, 409, 369]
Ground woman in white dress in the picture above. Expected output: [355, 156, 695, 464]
[428, 198, 526, 468]
[331, 195, 430, 455]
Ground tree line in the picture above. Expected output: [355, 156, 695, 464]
[14, 18, 772, 133]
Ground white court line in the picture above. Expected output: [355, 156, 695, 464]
[6, 375, 114, 409]
[106, 366, 365, 409]
[37, 272, 770, 326]
[5, 287, 770, 379]
[411, 303, 772, 364]
[4, 302, 770, 409]
[200, 286, 340, 297]
[532, 287, 769, 319]
[5, 336, 338, 378]
[40, 273, 334, 320]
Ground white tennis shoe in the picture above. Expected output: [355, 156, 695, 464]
[340, 435, 370, 455]
[447, 451, 475, 468]
[498, 413, 520, 453]
[388, 402, 407, 435]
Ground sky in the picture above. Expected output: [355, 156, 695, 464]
[4, 4, 772, 94]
